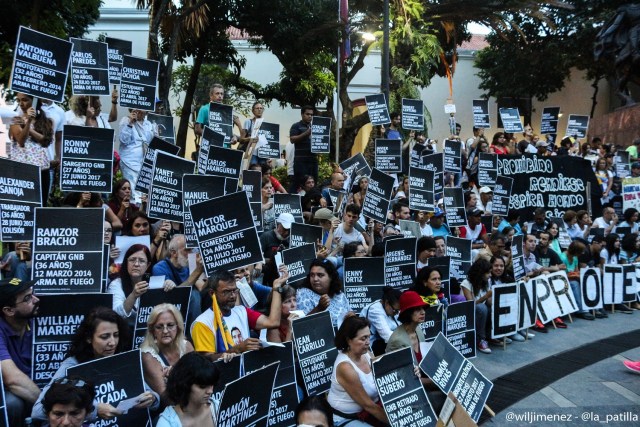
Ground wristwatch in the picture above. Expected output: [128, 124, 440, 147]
[276, 286, 285, 294]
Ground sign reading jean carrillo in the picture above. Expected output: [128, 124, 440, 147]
[60, 125, 114, 193]
[190, 191, 264, 275]
[0, 157, 41, 242]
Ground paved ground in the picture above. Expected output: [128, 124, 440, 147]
[472, 310, 640, 426]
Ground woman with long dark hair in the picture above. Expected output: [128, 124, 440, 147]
[599, 233, 620, 267]
[108, 179, 140, 231]
[412, 266, 448, 308]
[460, 259, 493, 354]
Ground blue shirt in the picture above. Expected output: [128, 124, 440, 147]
[0, 318, 33, 376]
[152, 258, 189, 284]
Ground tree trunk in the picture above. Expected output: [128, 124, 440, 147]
[590, 75, 601, 118]
[176, 40, 206, 155]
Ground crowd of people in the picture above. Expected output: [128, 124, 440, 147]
[2, 82, 640, 427]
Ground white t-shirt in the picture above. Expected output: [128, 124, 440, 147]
[40, 102, 65, 161]
[333, 223, 366, 249]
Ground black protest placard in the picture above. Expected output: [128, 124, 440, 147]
[198, 144, 244, 181]
[540, 106, 560, 134]
[292, 311, 338, 396]
[401, 98, 424, 131]
[473, 99, 490, 128]
[398, 220, 421, 238]
[421, 152, 444, 194]
[615, 150, 631, 178]
[409, 166, 435, 212]
[324, 188, 346, 212]
[60, 125, 114, 193]
[365, 93, 391, 125]
[363, 168, 394, 222]
[375, 139, 402, 173]
[67, 350, 151, 427]
[147, 113, 175, 143]
[212, 355, 242, 405]
[218, 362, 278, 427]
[256, 122, 281, 159]
[148, 151, 195, 222]
[566, 114, 590, 139]
[10, 27, 72, 102]
[290, 223, 322, 248]
[32, 293, 112, 387]
[446, 236, 472, 280]
[498, 107, 523, 133]
[32, 208, 104, 293]
[208, 102, 234, 147]
[242, 169, 264, 232]
[183, 174, 229, 248]
[106, 37, 132, 86]
[477, 153, 498, 187]
[384, 237, 416, 290]
[281, 243, 316, 286]
[244, 343, 299, 427]
[0, 158, 41, 242]
[419, 305, 445, 343]
[132, 287, 191, 349]
[69, 38, 110, 95]
[443, 139, 462, 173]
[274, 193, 303, 223]
[510, 234, 526, 281]
[120, 54, 159, 111]
[581, 267, 604, 311]
[197, 127, 227, 175]
[135, 136, 181, 194]
[446, 300, 476, 358]
[443, 188, 466, 227]
[373, 347, 437, 427]
[190, 191, 263, 274]
[491, 176, 513, 217]
[344, 257, 385, 312]
[550, 217, 572, 249]
[491, 282, 518, 339]
[340, 152, 372, 179]
[448, 358, 493, 422]
[310, 116, 332, 154]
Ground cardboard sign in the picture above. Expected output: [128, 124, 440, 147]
[31, 293, 112, 387]
[401, 98, 425, 131]
[580, 267, 604, 310]
[135, 136, 181, 194]
[60, 125, 114, 193]
[443, 188, 466, 227]
[602, 264, 639, 304]
[0, 157, 41, 242]
[70, 38, 110, 95]
[310, 116, 331, 153]
[132, 287, 191, 349]
[622, 177, 640, 212]
[147, 113, 175, 143]
[208, 102, 234, 147]
[290, 223, 322, 248]
[244, 343, 299, 427]
[373, 347, 437, 427]
[198, 144, 244, 180]
[384, 237, 416, 289]
[241, 169, 263, 232]
[10, 27, 72, 102]
[510, 234, 526, 280]
[274, 193, 303, 224]
[212, 356, 242, 405]
[421, 152, 444, 194]
[365, 93, 391, 125]
[421, 333, 493, 423]
[344, 257, 385, 312]
[183, 174, 229, 248]
[292, 311, 338, 396]
[119, 54, 159, 111]
[409, 166, 435, 212]
[614, 150, 631, 178]
[446, 301, 476, 358]
[499, 107, 523, 133]
[566, 114, 590, 139]
[280, 243, 316, 286]
[490, 282, 518, 339]
[190, 191, 264, 274]
[106, 37, 132, 86]
[32, 208, 104, 293]
[535, 271, 579, 323]
[443, 139, 462, 173]
[446, 236, 472, 280]
[198, 127, 227, 177]
[362, 168, 395, 222]
[147, 151, 195, 222]
[375, 139, 402, 173]
[340, 152, 372, 179]
[472, 99, 490, 128]
[540, 106, 560, 135]
[67, 350, 151, 427]
[256, 122, 281, 159]
[217, 362, 278, 427]
[491, 176, 513, 217]
[477, 153, 498, 188]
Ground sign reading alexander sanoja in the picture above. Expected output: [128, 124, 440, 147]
[0, 158, 41, 242]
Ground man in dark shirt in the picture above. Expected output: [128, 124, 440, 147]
[289, 105, 317, 192]
[533, 231, 569, 329]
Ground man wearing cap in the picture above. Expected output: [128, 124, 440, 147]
[459, 208, 488, 250]
[0, 278, 42, 425]
[477, 186, 493, 214]
[429, 208, 451, 237]
[259, 212, 295, 264]
[314, 208, 340, 249]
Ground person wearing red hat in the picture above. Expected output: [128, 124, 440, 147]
[386, 291, 429, 363]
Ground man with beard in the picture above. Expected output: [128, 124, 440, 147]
[0, 278, 42, 425]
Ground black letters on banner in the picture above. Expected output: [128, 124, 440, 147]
[10, 26, 72, 102]
[518, 280, 537, 330]
[365, 94, 391, 125]
[183, 174, 230, 248]
[491, 283, 518, 339]
[345, 257, 385, 312]
[70, 38, 110, 95]
[580, 267, 603, 310]
[32, 293, 112, 387]
[274, 194, 304, 223]
[498, 107, 523, 133]
[32, 208, 104, 293]
[473, 99, 490, 128]
[540, 106, 560, 134]
[0, 158, 41, 242]
[120, 54, 159, 111]
[292, 311, 338, 396]
[135, 136, 181, 194]
[310, 116, 332, 154]
[132, 287, 191, 348]
[384, 237, 416, 290]
[147, 151, 195, 222]
[147, 113, 176, 143]
[61, 125, 114, 193]
[67, 350, 151, 427]
[106, 37, 132, 85]
[446, 300, 476, 358]
[281, 243, 316, 286]
[401, 98, 424, 131]
[375, 139, 402, 173]
[208, 102, 234, 147]
[190, 191, 264, 274]
[373, 347, 437, 427]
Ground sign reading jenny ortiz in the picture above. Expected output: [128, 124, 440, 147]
[0, 157, 41, 242]
[61, 125, 114, 193]
[190, 191, 263, 275]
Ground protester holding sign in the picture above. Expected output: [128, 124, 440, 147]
[32, 307, 159, 422]
[261, 176, 276, 231]
[64, 191, 122, 232]
[118, 109, 154, 196]
[239, 101, 264, 152]
[386, 291, 428, 361]
[265, 284, 299, 343]
[460, 259, 493, 354]
[327, 315, 388, 426]
[41, 377, 96, 427]
[107, 179, 140, 231]
[489, 132, 510, 155]
[122, 211, 170, 261]
[412, 266, 448, 308]
[66, 92, 118, 128]
[360, 287, 401, 356]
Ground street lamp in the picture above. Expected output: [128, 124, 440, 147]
[381, 0, 390, 105]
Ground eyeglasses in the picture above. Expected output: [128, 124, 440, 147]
[54, 378, 86, 387]
[128, 257, 148, 265]
[220, 288, 239, 297]
[16, 292, 36, 304]
[153, 323, 177, 331]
